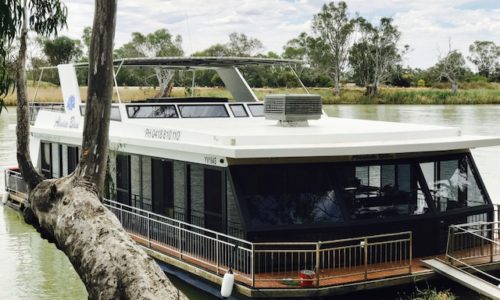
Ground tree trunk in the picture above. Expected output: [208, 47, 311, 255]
[16, 1, 188, 298]
[16, 2, 44, 191]
[451, 81, 458, 93]
[333, 73, 340, 96]
[365, 85, 378, 96]
[28, 177, 185, 299]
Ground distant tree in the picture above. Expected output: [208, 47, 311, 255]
[115, 29, 183, 96]
[192, 43, 230, 57]
[349, 17, 405, 96]
[468, 41, 500, 79]
[81, 26, 92, 57]
[226, 32, 263, 56]
[282, 32, 309, 60]
[42, 36, 83, 65]
[436, 46, 469, 93]
[311, 1, 355, 96]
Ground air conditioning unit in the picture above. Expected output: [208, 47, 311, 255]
[264, 94, 322, 125]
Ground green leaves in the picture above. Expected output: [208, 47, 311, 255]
[0, 0, 67, 103]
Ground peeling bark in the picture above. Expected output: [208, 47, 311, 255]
[16, 0, 188, 298]
[28, 177, 185, 299]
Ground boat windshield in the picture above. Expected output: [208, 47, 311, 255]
[230, 153, 489, 230]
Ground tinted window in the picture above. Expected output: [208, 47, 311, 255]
[127, 105, 178, 118]
[231, 164, 343, 228]
[420, 155, 487, 211]
[230, 104, 248, 117]
[340, 163, 424, 220]
[247, 104, 264, 117]
[179, 105, 229, 118]
[80, 105, 122, 121]
[204, 168, 223, 232]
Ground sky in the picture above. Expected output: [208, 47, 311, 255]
[62, 0, 500, 69]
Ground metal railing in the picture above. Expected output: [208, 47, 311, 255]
[253, 232, 412, 286]
[104, 199, 412, 288]
[4, 169, 27, 195]
[29, 102, 65, 125]
[103, 199, 255, 284]
[446, 218, 500, 285]
[4, 172, 415, 289]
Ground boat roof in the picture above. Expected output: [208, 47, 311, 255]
[31, 107, 500, 166]
[41, 57, 304, 70]
[112, 57, 304, 69]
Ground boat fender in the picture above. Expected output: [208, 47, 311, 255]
[220, 269, 234, 298]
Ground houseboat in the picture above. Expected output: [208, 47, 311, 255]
[5, 57, 500, 298]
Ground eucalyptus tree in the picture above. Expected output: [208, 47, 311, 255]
[1, 0, 186, 298]
[42, 35, 83, 65]
[116, 29, 184, 96]
[468, 41, 500, 79]
[311, 1, 355, 96]
[349, 17, 405, 96]
[436, 48, 468, 93]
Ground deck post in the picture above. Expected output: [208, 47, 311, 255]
[409, 232, 413, 274]
[490, 223, 494, 263]
[119, 203, 123, 224]
[216, 233, 219, 275]
[364, 237, 368, 280]
[315, 242, 320, 287]
[251, 244, 255, 287]
[178, 223, 182, 259]
[147, 212, 151, 248]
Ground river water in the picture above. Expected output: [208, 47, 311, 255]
[0, 105, 499, 299]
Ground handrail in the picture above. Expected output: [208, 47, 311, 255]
[7, 173, 414, 289]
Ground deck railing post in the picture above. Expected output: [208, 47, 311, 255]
[315, 242, 320, 287]
[178, 223, 182, 260]
[409, 232, 413, 274]
[364, 237, 368, 280]
[490, 223, 494, 263]
[147, 212, 151, 248]
[216, 233, 219, 275]
[251, 244, 255, 287]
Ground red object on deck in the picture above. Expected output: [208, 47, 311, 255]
[299, 270, 315, 287]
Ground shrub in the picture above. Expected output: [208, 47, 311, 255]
[417, 79, 426, 87]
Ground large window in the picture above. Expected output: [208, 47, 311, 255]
[204, 168, 224, 232]
[339, 163, 424, 220]
[152, 158, 174, 217]
[231, 164, 343, 229]
[116, 154, 131, 206]
[229, 153, 490, 229]
[420, 155, 487, 212]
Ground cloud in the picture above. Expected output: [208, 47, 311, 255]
[59, 0, 499, 68]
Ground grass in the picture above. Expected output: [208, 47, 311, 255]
[408, 287, 456, 300]
[2, 84, 500, 106]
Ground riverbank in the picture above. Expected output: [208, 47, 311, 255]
[2, 84, 500, 105]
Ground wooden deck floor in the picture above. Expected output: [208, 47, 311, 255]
[128, 230, 500, 290]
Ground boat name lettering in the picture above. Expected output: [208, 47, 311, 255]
[54, 116, 79, 129]
[204, 156, 218, 165]
[144, 128, 181, 141]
